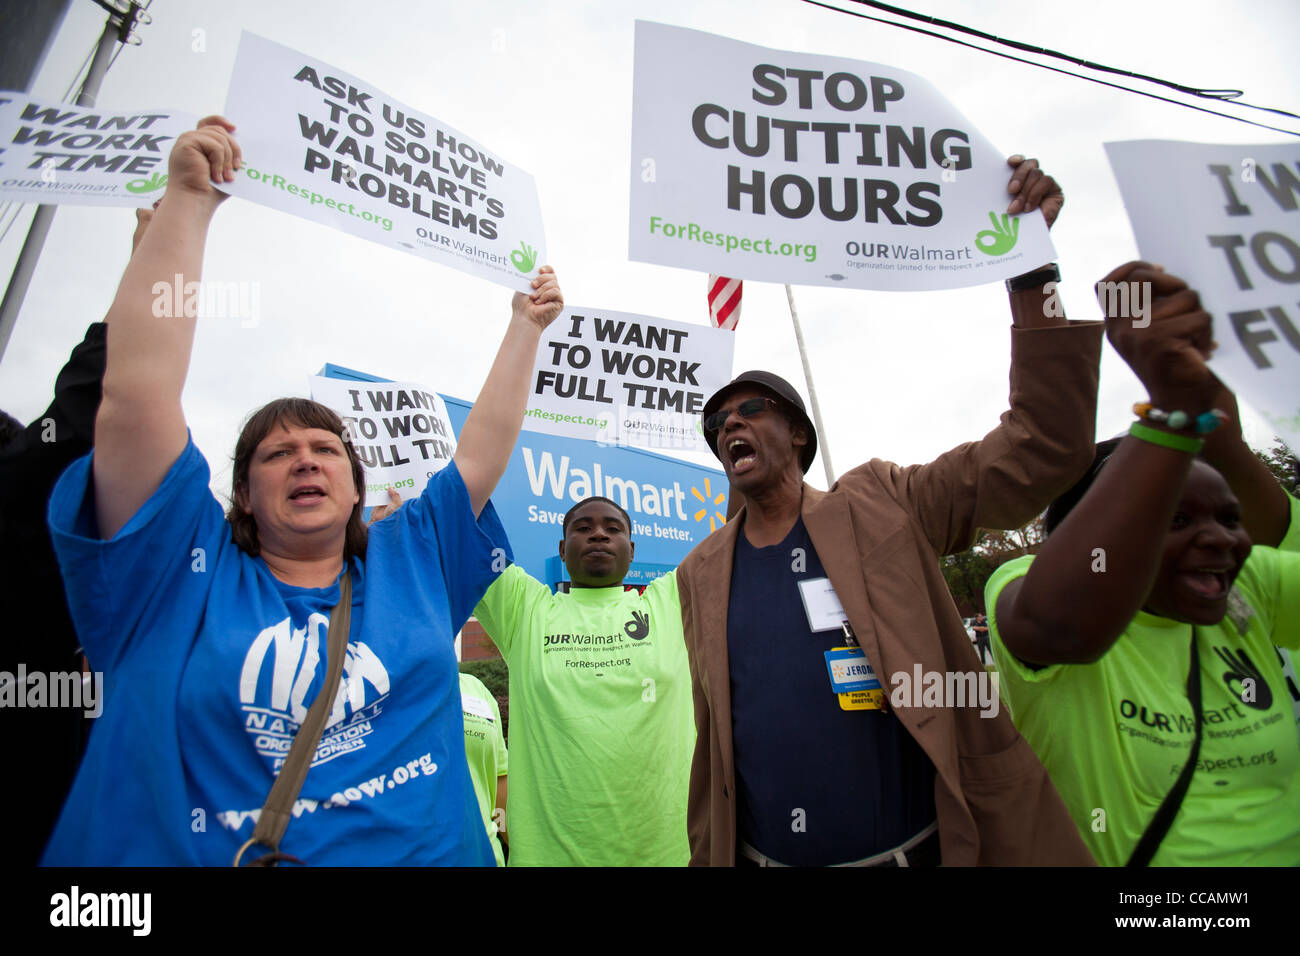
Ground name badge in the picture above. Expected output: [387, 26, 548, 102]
[798, 577, 848, 632]
[825, 646, 880, 693]
[826, 646, 886, 711]
[462, 693, 495, 722]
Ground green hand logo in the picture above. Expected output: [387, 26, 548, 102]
[510, 240, 538, 274]
[126, 171, 168, 194]
[974, 211, 1020, 256]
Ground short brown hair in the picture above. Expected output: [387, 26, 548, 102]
[226, 398, 367, 560]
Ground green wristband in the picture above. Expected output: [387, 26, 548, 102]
[1129, 421, 1204, 454]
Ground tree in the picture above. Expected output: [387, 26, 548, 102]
[460, 658, 510, 740]
[941, 547, 995, 617]
[1255, 439, 1299, 496]
[941, 515, 1046, 616]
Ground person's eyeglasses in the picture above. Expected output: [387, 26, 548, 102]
[704, 397, 780, 433]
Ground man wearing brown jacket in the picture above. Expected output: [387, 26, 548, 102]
[676, 158, 1098, 866]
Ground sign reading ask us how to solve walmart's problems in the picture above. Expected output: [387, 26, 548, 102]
[219, 31, 546, 292]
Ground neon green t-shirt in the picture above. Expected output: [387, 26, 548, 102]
[473, 565, 693, 866]
[985, 497, 1300, 866]
[459, 673, 508, 867]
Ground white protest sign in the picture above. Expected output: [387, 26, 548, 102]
[220, 32, 546, 292]
[524, 306, 735, 453]
[309, 375, 457, 506]
[0, 94, 195, 206]
[629, 21, 1055, 292]
[1106, 140, 1300, 452]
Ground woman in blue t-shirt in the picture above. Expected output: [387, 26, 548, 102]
[42, 117, 563, 865]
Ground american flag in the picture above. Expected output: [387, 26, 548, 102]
[707, 275, 741, 330]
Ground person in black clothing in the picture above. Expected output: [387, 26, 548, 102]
[0, 205, 153, 864]
[972, 612, 991, 667]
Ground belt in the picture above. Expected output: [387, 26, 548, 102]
[738, 821, 939, 868]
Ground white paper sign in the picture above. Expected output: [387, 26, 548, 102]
[797, 577, 848, 632]
[523, 305, 735, 453]
[0, 94, 196, 206]
[1106, 140, 1300, 452]
[220, 32, 546, 291]
[629, 21, 1055, 292]
[461, 693, 496, 722]
[308, 375, 457, 506]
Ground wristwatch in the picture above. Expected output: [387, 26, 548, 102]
[1005, 263, 1060, 293]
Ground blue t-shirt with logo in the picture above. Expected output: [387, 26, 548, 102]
[43, 438, 509, 865]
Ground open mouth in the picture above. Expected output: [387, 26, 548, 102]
[1177, 569, 1231, 601]
[289, 486, 326, 502]
[727, 438, 757, 473]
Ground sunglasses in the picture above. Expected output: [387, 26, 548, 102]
[703, 397, 780, 433]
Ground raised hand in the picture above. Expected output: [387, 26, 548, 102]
[511, 264, 564, 333]
[1006, 155, 1063, 230]
[168, 115, 241, 208]
[1098, 261, 1220, 412]
[366, 486, 405, 526]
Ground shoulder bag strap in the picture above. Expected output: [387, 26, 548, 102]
[1126, 629, 1202, 867]
[234, 569, 352, 867]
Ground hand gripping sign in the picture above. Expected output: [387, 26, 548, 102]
[629, 21, 1055, 292]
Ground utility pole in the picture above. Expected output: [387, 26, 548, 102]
[0, 0, 147, 364]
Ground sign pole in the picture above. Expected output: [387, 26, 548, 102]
[784, 283, 835, 487]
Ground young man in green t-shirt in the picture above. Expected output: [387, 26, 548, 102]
[473, 496, 693, 866]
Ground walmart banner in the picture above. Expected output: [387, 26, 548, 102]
[322, 364, 728, 584]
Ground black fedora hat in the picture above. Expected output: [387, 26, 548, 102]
[702, 370, 818, 474]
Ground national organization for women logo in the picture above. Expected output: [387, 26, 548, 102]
[238, 613, 391, 769]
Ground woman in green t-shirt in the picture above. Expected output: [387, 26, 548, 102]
[987, 261, 1299, 865]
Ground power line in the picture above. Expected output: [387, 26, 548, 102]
[800, 0, 1300, 138]
[844, 0, 1298, 120]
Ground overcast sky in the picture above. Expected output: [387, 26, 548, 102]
[2, 0, 1297, 500]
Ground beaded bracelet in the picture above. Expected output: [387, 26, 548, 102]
[1132, 403, 1228, 435]
[1129, 421, 1204, 454]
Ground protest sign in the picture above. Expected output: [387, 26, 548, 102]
[309, 375, 457, 506]
[628, 21, 1055, 292]
[0, 94, 195, 206]
[523, 305, 735, 453]
[319, 364, 730, 583]
[447, 397, 731, 584]
[220, 32, 546, 291]
[1106, 140, 1300, 451]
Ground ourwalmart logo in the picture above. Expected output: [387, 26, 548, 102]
[692, 478, 727, 532]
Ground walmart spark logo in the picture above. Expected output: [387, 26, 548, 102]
[691, 479, 727, 532]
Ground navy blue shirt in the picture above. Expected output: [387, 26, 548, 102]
[728, 517, 936, 865]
